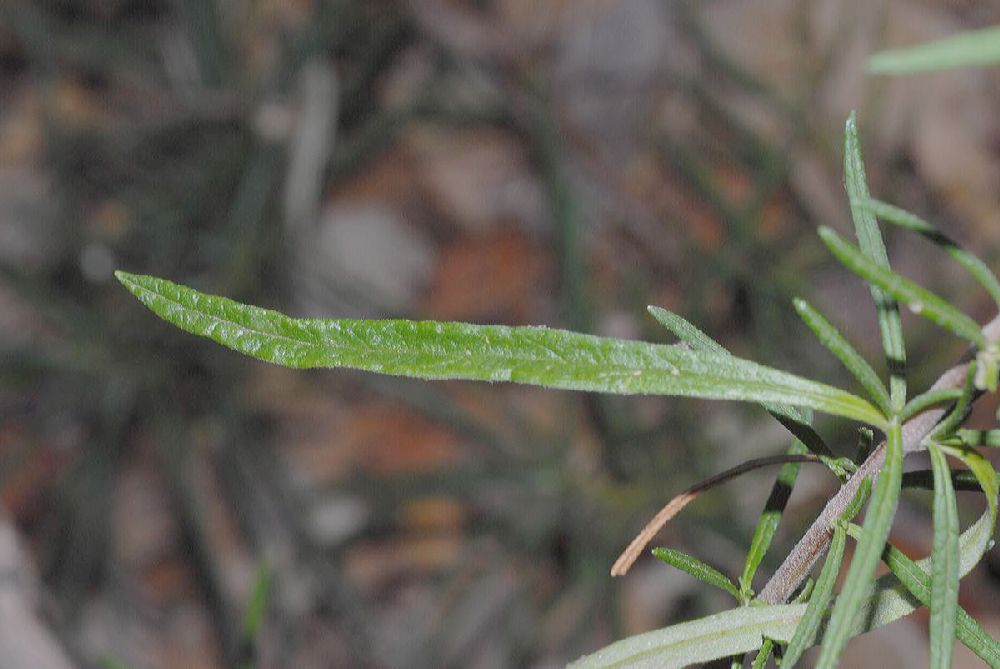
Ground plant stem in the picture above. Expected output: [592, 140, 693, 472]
[758, 313, 1000, 604]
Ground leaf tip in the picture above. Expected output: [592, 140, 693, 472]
[817, 225, 837, 244]
[114, 270, 143, 293]
[845, 110, 858, 135]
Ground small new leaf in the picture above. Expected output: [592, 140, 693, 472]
[652, 548, 741, 601]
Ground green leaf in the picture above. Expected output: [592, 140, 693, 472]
[901, 388, 965, 421]
[976, 345, 1000, 393]
[819, 227, 987, 348]
[930, 363, 979, 442]
[782, 479, 870, 669]
[928, 444, 960, 669]
[942, 445, 998, 529]
[573, 505, 996, 669]
[782, 524, 847, 668]
[242, 562, 270, 643]
[793, 298, 891, 414]
[816, 420, 903, 669]
[644, 307, 822, 592]
[880, 541, 1000, 667]
[862, 198, 1000, 309]
[855, 426, 874, 463]
[652, 548, 741, 601]
[844, 114, 907, 410]
[648, 305, 833, 457]
[102, 659, 131, 669]
[750, 639, 774, 669]
[115, 272, 887, 426]
[902, 468, 999, 493]
[647, 306, 725, 355]
[956, 429, 1000, 448]
[739, 439, 808, 598]
[868, 26, 1000, 74]
[567, 602, 808, 668]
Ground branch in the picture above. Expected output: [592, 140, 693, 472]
[757, 313, 1000, 604]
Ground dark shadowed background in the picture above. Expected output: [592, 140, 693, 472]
[2, 1, 1000, 667]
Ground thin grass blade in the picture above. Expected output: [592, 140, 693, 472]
[868, 26, 1000, 74]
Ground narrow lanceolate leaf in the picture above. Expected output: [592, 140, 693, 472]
[868, 26, 1000, 74]
[750, 640, 774, 669]
[116, 272, 887, 425]
[844, 114, 906, 409]
[819, 227, 987, 348]
[881, 542, 1000, 667]
[901, 388, 965, 421]
[782, 524, 848, 668]
[784, 478, 871, 669]
[902, 469, 997, 493]
[576, 507, 997, 669]
[566, 602, 807, 669]
[862, 198, 1000, 309]
[931, 363, 979, 442]
[652, 548, 740, 601]
[647, 306, 724, 355]
[784, 531, 844, 667]
[957, 429, 1000, 448]
[649, 305, 833, 457]
[943, 445, 999, 529]
[242, 563, 271, 643]
[739, 439, 807, 597]
[793, 298, 891, 414]
[928, 444, 960, 669]
[816, 420, 904, 669]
